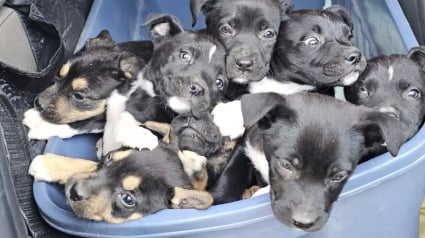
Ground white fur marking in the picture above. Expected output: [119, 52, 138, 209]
[208, 45, 217, 63]
[212, 100, 245, 139]
[134, 72, 156, 97]
[23, 108, 80, 139]
[28, 155, 52, 182]
[232, 77, 249, 84]
[245, 141, 269, 184]
[388, 66, 394, 81]
[249, 77, 316, 95]
[341, 72, 360, 86]
[168, 96, 191, 114]
[153, 22, 170, 36]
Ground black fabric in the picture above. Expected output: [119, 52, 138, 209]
[399, 0, 425, 45]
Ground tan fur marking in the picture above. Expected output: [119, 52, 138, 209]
[242, 185, 260, 199]
[112, 150, 132, 161]
[59, 63, 70, 77]
[124, 72, 133, 79]
[144, 121, 172, 143]
[72, 77, 89, 90]
[55, 97, 106, 123]
[122, 175, 142, 191]
[171, 187, 213, 209]
[38, 153, 97, 184]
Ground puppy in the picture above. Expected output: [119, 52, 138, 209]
[345, 46, 425, 160]
[211, 92, 408, 231]
[102, 14, 228, 155]
[28, 144, 213, 223]
[248, 5, 367, 96]
[190, 0, 293, 98]
[23, 30, 153, 139]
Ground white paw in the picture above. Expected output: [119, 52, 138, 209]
[23, 108, 79, 139]
[212, 100, 245, 139]
[115, 126, 159, 151]
[28, 155, 52, 182]
[178, 150, 207, 176]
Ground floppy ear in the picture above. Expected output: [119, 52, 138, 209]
[326, 5, 353, 30]
[278, 0, 293, 20]
[85, 29, 115, 49]
[240, 93, 295, 129]
[170, 187, 213, 209]
[144, 13, 184, 43]
[407, 46, 425, 69]
[190, 0, 214, 27]
[356, 112, 408, 156]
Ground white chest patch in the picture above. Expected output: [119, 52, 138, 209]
[388, 66, 394, 81]
[208, 45, 217, 63]
[211, 100, 245, 140]
[249, 77, 316, 95]
[134, 71, 156, 97]
[245, 141, 269, 184]
[232, 77, 249, 84]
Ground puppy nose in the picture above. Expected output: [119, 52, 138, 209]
[189, 83, 204, 96]
[235, 58, 254, 72]
[345, 51, 361, 65]
[292, 219, 315, 229]
[69, 183, 83, 201]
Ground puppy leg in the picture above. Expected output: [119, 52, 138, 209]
[177, 150, 208, 191]
[28, 153, 97, 184]
[170, 187, 213, 209]
[23, 109, 80, 139]
[212, 101, 245, 140]
[242, 185, 260, 199]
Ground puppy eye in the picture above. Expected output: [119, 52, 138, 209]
[179, 50, 192, 62]
[303, 36, 319, 46]
[405, 88, 421, 100]
[215, 75, 225, 89]
[72, 92, 85, 101]
[219, 24, 233, 35]
[119, 193, 136, 208]
[263, 30, 276, 39]
[330, 171, 348, 182]
[278, 159, 292, 171]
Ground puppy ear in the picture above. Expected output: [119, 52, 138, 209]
[407, 46, 425, 69]
[144, 13, 184, 43]
[326, 5, 353, 30]
[356, 112, 407, 156]
[278, 0, 293, 20]
[190, 0, 213, 27]
[85, 29, 115, 49]
[240, 93, 295, 129]
[170, 187, 213, 209]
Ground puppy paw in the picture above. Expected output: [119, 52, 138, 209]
[242, 185, 261, 199]
[28, 155, 53, 182]
[178, 150, 208, 190]
[212, 100, 245, 139]
[23, 108, 79, 139]
[115, 126, 159, 151]
[252, 185, 270, 197]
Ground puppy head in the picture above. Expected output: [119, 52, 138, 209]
[143, 14, 228, 117]
[35, 30, 142, 124]
[241, 92, 406, 231]
[271, 5, 367, 87]
[191, 0, 293, 83]
[345, 46, 425, 138]
[64, 149, 213, 223]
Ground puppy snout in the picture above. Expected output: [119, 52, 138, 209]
[345, 51, 361, 65]
[189, 83, 204, 96]
[69, 183, 83, 201]
[235, 58, 254, 72]
[291, 206, 319, 230]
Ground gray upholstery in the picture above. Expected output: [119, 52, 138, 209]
[0, 6, 37, 72]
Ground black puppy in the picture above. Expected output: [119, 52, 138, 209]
[211, 92, 408, 231]
[23, 30, 153, 139]
[102, 14, 227, 155]
[345, 46, 425, 160]
[190, 0, 293, 97]
[248, 5, 367, 96]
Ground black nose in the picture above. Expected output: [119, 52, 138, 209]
[235, 58, 254, 72]
[69, 183, 83, 201]
[345, 51, 361, 65]
[189, 83, 204, 96]
[292, 219, 315, 229]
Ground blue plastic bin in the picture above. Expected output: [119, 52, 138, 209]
[33, 0, 425, 237]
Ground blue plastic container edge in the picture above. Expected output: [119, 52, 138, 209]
[386, 0, 419, 49]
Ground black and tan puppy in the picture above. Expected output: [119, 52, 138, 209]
[211, 92, 409, 231]
[345, 46, 425, 160]
[28, 143, 213, 223]
[23, 30, 153, 139]
[102, 14, 228, 155]
[248, 5, 367, 96]
[190, 0, 293, 98]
